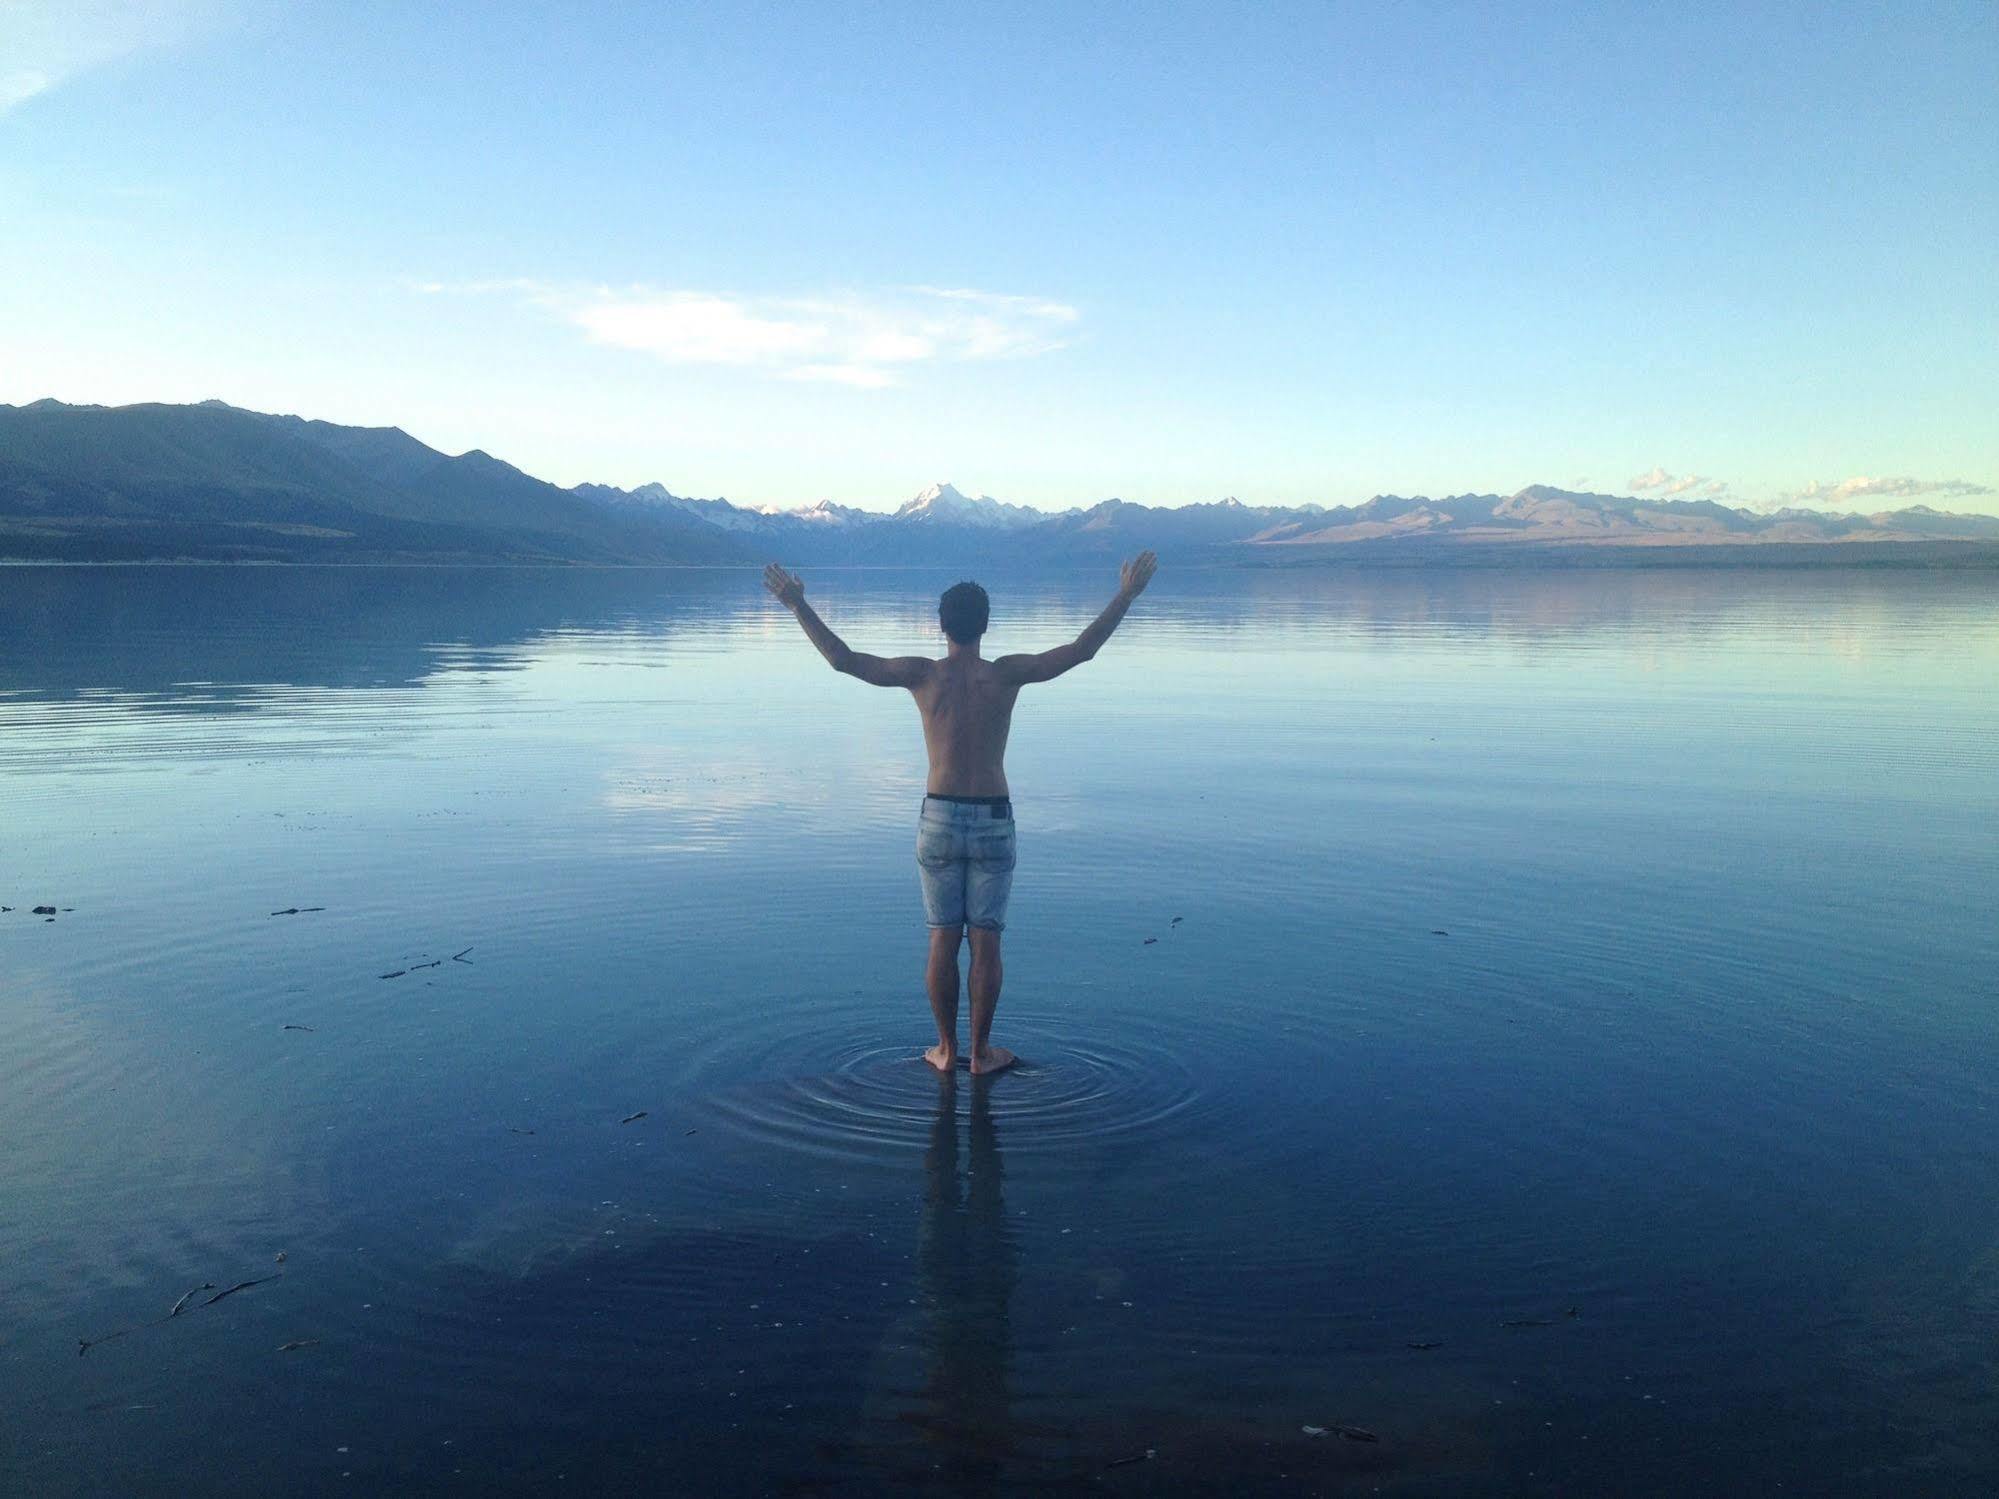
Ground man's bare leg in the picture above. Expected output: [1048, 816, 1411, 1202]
[925, 925, 963, 1071]
[966, 927, 1015, 1074]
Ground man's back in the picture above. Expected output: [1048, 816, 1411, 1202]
[909, 656, 1020, 797]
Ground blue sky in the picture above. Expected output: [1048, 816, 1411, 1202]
[2, 1, 1994, 512]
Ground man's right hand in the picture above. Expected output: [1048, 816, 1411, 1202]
[1119, 550, 1158, 600]
[763, 563, 805, 608]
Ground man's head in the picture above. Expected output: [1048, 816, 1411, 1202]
[938, 580, 989, 644]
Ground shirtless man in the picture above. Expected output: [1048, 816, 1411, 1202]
[763, 553, 1159, 1074]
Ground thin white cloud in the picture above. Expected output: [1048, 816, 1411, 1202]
[1786, 475, 1995, 508]
[421, 280, 1079, 388]
[1628, 466, 1727, 500]
[0, 1, 223, 114]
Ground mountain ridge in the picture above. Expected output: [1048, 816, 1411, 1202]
[4, 399, 1995, 564]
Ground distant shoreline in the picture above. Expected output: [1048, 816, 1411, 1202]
[6, 543, 1998, 571]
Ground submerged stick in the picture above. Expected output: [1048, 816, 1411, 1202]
[169, 1283, 216, 1317]
[204, 1273, 281, 1307]
[81, 1273, 261, 1355]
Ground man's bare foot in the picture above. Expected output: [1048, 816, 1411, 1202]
[924, 1043, 957, 1072]
[969, 1045, 1016, 1075]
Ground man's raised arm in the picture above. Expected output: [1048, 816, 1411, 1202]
[762, 564, 930, 689]
[998, 551, 1157, 686]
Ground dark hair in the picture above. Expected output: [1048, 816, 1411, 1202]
[938, 580, 989, 643]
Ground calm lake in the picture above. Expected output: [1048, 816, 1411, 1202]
[3, 564, 1995, 1496]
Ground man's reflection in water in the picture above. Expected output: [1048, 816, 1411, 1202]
[914, 1071, 1018, 1488]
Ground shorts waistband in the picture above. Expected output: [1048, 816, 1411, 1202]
[923, 793, 1013, 817]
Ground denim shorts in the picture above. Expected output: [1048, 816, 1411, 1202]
[917, 796, 1016, 932]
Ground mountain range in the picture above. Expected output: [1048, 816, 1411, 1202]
[3, 399, 1995, 565]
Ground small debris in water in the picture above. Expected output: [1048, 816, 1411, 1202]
[1302, 1425, 1327, 1437]
[1103, 1449, 1155, 1470]
[269, 907, 326, 916]
[276, 1339, 320, 1352]
[33, 906, 56, 915]
[378, 969, 406, 980]
[274, 1252, 287, 1263]
[82, 1270, 273, 1353]
[1170, 915, 1183, 925]
[508, 1127, 536, 1135]
[169, 1284, 216, 1317]
[1406, 1341, 1443, 1350]
[451, 947, 473, 962]
[620, 1111, 649, 1125]
[282, 1024, 315, 1032]
[1334, 1425, 1378, 1443]
[1142, 937, 1158, 945]
[205, 1274, 281, 1307]
[1502, 1318, 1553, 1327]
[1431, 929, 1449, 936]
[684, 1127, 699, 1136]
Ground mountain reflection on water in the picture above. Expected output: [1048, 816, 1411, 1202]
[1, 564, 1995, 1496]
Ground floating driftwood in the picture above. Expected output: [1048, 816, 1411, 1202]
[620, 1111, 649, 1125]
[269, 907, 326, 916]
[276, 1339, 320, 1352]
[282, 1024, 315, 1032]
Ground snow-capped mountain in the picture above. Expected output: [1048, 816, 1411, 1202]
[894, 482, 1049, 530]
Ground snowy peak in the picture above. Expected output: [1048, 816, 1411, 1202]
[787, 497, 879, 526]
[895, 481, 1045, 529]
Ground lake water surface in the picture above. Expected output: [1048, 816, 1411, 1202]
[3, 564, 1996, 1496]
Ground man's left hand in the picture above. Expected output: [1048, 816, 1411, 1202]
[763, 563, 805, 608]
